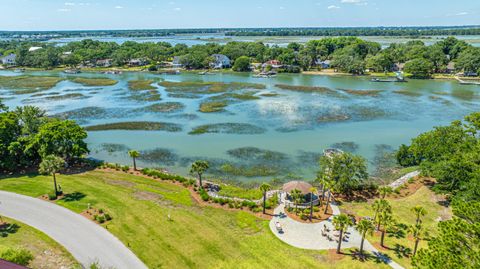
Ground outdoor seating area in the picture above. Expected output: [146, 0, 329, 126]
[321, 224, 350, 243]
[282, 181, 319, 208]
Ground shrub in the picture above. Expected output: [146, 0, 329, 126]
[0, 248, 34, 266]
[104, 214, 112, 221]
[252, 207, 262, 213]
[121, 165, 129, 172]
[48, 192, 57, 200]
[299, 213, 308, 220]
[97, 215, 106, 223]
[313, 207, 320, 212]
[199, 189, 209, 201]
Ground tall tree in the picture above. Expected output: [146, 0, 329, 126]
[409, 224, 429, 256]
[356, 218, 375, 255]
[290, 189, 303, 214]
[259, 183, 272, 214]
[412, 206, 427, 225]
[39, 155, 65, 198]
[128, 150, 140, 171]
[190, 160, 209, 188]
[378, 186, 393, 199]
[333, 214, 353, 254]
[309, 187, 317, 221]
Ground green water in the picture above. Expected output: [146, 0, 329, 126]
[1, 70, 479, 181]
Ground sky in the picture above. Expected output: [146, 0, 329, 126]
[1, 0, 480, 31]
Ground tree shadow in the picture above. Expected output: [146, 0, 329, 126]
[348, 249, 389, 264]
[60, 192, 86, 202]
[0, 223, 20, 237]
[387, 223, 407, 239]
[393, 243, 412, 258]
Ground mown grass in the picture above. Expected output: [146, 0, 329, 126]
[85, 121, 182, 132]
[340, 185, 451, 268]
[0, 170, 389, 269]
[70, 77, 118, 86]
[217, 184, 263, 200]
[0, 217, 78, 269]
[128, 80, 156, 91]
[0, 76, 64, 91]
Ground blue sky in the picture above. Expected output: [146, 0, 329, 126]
[1, 0, 479, 30]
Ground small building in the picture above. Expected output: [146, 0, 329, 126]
[28, 46, 43, 52]
[316, 59, 331, 69]
[172, 56, 184, 68]
[262, 60, 283, 70]
[210, 54, 231, 69]
[96, 59, 113, 67]
[128, 58, 148, 67]
[393, 62, 405, 72]
[1, 53, 16, 66]
[282, 181, 318, 208]
[446, 62, 456, 73]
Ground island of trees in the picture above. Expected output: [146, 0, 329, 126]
[1, 36, 480, 78]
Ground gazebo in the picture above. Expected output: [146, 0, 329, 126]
[282, 181, 318, 208]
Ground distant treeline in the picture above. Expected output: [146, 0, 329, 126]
[2, 26, 480, 40]
[225, 26, 480, 37]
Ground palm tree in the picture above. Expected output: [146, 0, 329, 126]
[259, 183, 272, 214]
[356, 218, 375, 255]
[412, 206, 427, 225]
[378, 186, 393, 199]
[309, 187, 317, 221]
[323, 179, 335, 214]
[128, 150, 140, 171]
[378, 212, 395, 247]
[373, 199, 391, 230]
[317, 176, 327, 204]
[333, 213, 353, 254]
[290, 189, 303, 214]
[409, 224, 429, 256]
[190, 161, 209, 188]
[39, 155, 65, 198]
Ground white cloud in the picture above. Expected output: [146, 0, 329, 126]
[328, 5, 340, 9]
[64, 2, 75, 6]
[114, 5, 123, 9]
[341, 0, 361, 3]
[57, 8, 71, 12]
[279, 6, 285, 10]
[174, 7, 181, 11]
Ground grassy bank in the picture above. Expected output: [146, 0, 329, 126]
[340, 181, 451, 268]
[0, 170, 389, 269]
[128, 80, 157, 91]
[84, 121, 182, 132]
[0, 217, 78, 269]
[70, 77, 118, 86]
[0, 76, 64, 91]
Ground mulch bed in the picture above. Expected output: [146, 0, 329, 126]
[285, 204, 334, 223]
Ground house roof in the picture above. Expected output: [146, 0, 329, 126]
[282, 181, 313, 195]
[28, 46, 42, 52]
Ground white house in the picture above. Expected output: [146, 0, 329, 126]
[28, 46, 43, 52]
[1, 53, 16, 66]
[210, 54, 231, 69]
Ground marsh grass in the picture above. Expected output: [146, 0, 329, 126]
[0, 76, 64, 90]
[393, 90, 422, 97]
[338, 88, 383, 97]
[127, 91, 162, 102]
[160, 81, 265, 94]
[99, 143, 130, 154]
[136, 102, 185, 113]
[274, 84, 338, 95]
[331, 142, 360, 153]
[199, 101, 228, 113]
[70, 77, 118, 86]
[128, 80, 156, 91]
[42, 93, 89, 101]
[138, 148, 179, 165]
[189, 123, 266, 135]
[85, 121, 182, 132]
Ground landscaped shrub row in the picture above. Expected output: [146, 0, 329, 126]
[140, 168, 196, 186]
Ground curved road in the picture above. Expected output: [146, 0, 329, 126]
[0, 191, 147, 269]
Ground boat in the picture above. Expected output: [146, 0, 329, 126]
[102, 70, 123, 75]
[456, 77, 480, 86]
[371, 77, 406, 83]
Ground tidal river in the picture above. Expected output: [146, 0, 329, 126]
[1, 70, 479, 182]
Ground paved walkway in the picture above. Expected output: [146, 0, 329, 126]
[269, 193, 404, 269]
[388, 171, 420, 189]
[0, 191, 147, 269]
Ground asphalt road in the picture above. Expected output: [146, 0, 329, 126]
[0, 191, 147, 269]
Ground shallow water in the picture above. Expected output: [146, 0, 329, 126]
[1, 70, 479, 181]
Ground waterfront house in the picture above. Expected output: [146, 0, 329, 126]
[393, 62, 405, 72]
[172, 56, 184, 68]
[128, 58, 148, 67]
[316, 59, 331, 69]
[1, 53, 16, 66]
[262, 60, 282, 69]
[446, 62, 456, 73]
[96, 59, 113, 67]
[210, 54, 231, 69]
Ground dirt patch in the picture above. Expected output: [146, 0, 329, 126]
[106, 179, 135, 188]
[29, 249, 77, 269]
[133, 191, 163, 201]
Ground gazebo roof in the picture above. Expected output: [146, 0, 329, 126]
[282, 181, 313, 195]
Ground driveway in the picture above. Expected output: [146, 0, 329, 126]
[0, 191, 147, 269]
[269, 193, 404, 269]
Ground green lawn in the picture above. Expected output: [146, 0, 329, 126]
[340, 185, 451, 268]
[0, 170, 390, 269]
[0, 217, 78, 269]
[217, 184, 263, 200]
